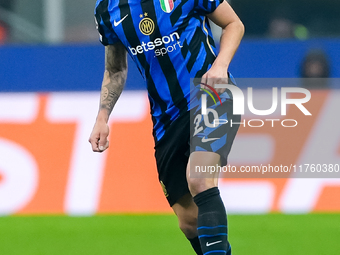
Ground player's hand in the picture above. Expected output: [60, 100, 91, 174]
[89, 119, 110, 152]
[201, 65, 229, 94]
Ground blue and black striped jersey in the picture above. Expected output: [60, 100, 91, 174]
[95, 0, 223, 141]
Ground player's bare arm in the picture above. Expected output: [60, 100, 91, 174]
[89, 42, 127, 152]
[202, 1, 244, 93]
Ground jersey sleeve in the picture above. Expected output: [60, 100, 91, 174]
[94, 13, 120, 46]
[195, 0, 224, 14]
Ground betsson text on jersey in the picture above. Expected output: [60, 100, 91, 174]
[128, 32, 183, 57]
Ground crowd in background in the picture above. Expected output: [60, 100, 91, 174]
[0, 0, 13, 43]
[0, 0, 336, 86]
[1, 0, 340, 44]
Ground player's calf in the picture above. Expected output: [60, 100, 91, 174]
[172, 193, 203, 254]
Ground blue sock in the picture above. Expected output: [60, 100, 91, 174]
[193, 187, 231, 255]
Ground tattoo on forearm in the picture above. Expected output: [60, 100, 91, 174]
[100, 71, 126, 114]
[99, 44, 127, 115]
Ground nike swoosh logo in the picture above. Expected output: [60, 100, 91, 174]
[206, 240, 222, 247]
[113, 14, 128, 27]
[201, 137, 219, 143]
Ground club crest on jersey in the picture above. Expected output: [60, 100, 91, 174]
[139, 17, 155, 35]
[160, 0, 174, 13]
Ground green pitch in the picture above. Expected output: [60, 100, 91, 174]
[0, 214, 339, 255]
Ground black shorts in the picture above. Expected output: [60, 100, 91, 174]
[190, 90, 241, 167]
[154, 96, 240, 206]
[154, 112, 191, 207]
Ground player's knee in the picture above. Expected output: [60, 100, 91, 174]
[187, 178, 215, 197]
[178, 215, 198, 239]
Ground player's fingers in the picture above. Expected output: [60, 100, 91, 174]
[102, 140, 110, 151]
[200, 74, 207, 89]
[205, 73, 217, 90]
[98, 140, 109, 152]
[202, 76, 215, 91]
[216, 87, 226, 94]
[89, 136, 100, 152]
[98, 142, 107, 152]
[215, 77, 227, 94]
[98, 133, 109, 152]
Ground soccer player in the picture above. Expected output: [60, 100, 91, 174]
[89, 0, 244, 254]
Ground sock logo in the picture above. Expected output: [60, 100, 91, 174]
[206, 240, 222, 247]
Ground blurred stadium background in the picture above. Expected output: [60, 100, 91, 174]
[1, 0, 340, 254]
